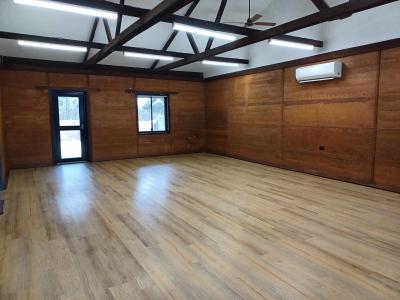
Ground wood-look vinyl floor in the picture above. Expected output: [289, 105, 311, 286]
[0, 153, 399, 300]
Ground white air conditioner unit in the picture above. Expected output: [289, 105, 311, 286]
[296, 61, 342, 83]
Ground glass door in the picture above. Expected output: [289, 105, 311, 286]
[51, 91, 88, 163]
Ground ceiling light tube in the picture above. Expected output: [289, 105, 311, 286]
[202, 60, 239, 67]
[124, 52, 174, 61]
[18, 40, 87, 52]
[14, 0, 118, 19]
[173, 23, 236, 41]
[269, 39, 314, 50]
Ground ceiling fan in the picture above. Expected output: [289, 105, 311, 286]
[223, 0, 276, 28]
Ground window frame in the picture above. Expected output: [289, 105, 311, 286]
[135, 93, 170, 135]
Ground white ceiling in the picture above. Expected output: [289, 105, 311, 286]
[1, 0, 397, 76]
[0, 0, 274, 72]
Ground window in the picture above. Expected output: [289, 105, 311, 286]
[136, 94, 169, 134]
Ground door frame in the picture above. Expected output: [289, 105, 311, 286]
[50, 90, 89, 163]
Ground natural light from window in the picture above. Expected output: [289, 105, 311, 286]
[137, 95, 168, 133]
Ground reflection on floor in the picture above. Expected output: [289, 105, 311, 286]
[1, 153, 400, 299]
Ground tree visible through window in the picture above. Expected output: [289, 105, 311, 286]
[58, 97, 80, 126]
[137, 95, 169, 133]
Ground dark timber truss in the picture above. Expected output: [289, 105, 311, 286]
[151, 0, 201, 70]
[0, 31, 248, 65]
[155, 0, 398, 72]
[1, 0, 397, 74]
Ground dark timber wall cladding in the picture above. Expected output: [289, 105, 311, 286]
[0, 89, 7, 188]
[89, 75, 138, 161]
[0, 70, 53, 169]
[375, 47, 400, 191]
[205, 49, 400, 193]
[0, 70, 205, 169]
[283, 52, 378, 184]
[0, 46, 399, 193]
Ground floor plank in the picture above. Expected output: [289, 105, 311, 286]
[0, 153, 399, 299]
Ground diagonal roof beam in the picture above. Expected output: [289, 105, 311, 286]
[83, 17, 99, 62]
[205, 0, 227, 51]
[115, 0, 125, 36]
[51, 0, 323, 47]
[84, 0, 195, 66]
[150, 31, 178, 69]
[311, 0, 357, 19]
[186, 33, 199, 54]
[155, 0, 398, 72]
[151, 0, 200, 69]
[0, 31, 248, 65]
[311, 0, 330, 11]
[103, 18, 112, 42]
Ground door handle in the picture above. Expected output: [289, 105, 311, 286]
[80, 123, 85, 130]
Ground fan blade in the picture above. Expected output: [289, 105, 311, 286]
[249, 13, 262, 23]
[254, 22, 276, 26]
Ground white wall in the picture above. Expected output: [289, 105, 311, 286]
[321, 1, 400, 52]
[204, 0, 400, 78]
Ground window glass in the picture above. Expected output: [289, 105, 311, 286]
[137, 96, 152, 132]
[152, 97, 166, 132]
[137, 95, 168, 133]
[60, 130, 82, 159]
[58, 96, 80, 126]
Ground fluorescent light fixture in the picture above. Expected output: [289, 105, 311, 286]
[124, 52, 174, 61]
[269, 39, 314, 50]
[14, 0, 118, 19]
[173, 23, 236, 41]
[202, 60, 239, 67]
[18, 40, 87, 52]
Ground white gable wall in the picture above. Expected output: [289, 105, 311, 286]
[204, 0, 400, 78]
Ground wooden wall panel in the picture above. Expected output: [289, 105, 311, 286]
[318, 128, 375, 183]
[0, 89, 7, 188]
[228, 123, 282, 165]
[246, 72, 283, 105]
[49, 73, 88, 88]
[169, 81, 205, 154]
[0, 71, 206, 170]
[375, 48, 400, 191]
[205, 79, 231, 154]
[89, 75, 137, 161]
[89, 87, 138, 161]
[90, 76, 205, 159]
[138, 135, 172, 157]
[225, 71, 283, 165]
[282, 127, 320, 174]
[284, 52, 379, 129]
[205, 50, 400, 191]
[283, 52, 379, 184]
[89, 75, 134, 90]
[135, 78, 171, 92]
[0, 70, 47, 88]
[377, 48, 400, 130]
[0, 47, 398, 193]
[2, 88, 52, 168]
[375, 130, 400, 190]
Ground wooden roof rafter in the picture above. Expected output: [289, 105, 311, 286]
[84, 0, 196, 67]
[50, 0, 323, 47]
[0, 31, 249, 65]
[151, 0, 201, 70]
[154, 0, 398, 72]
